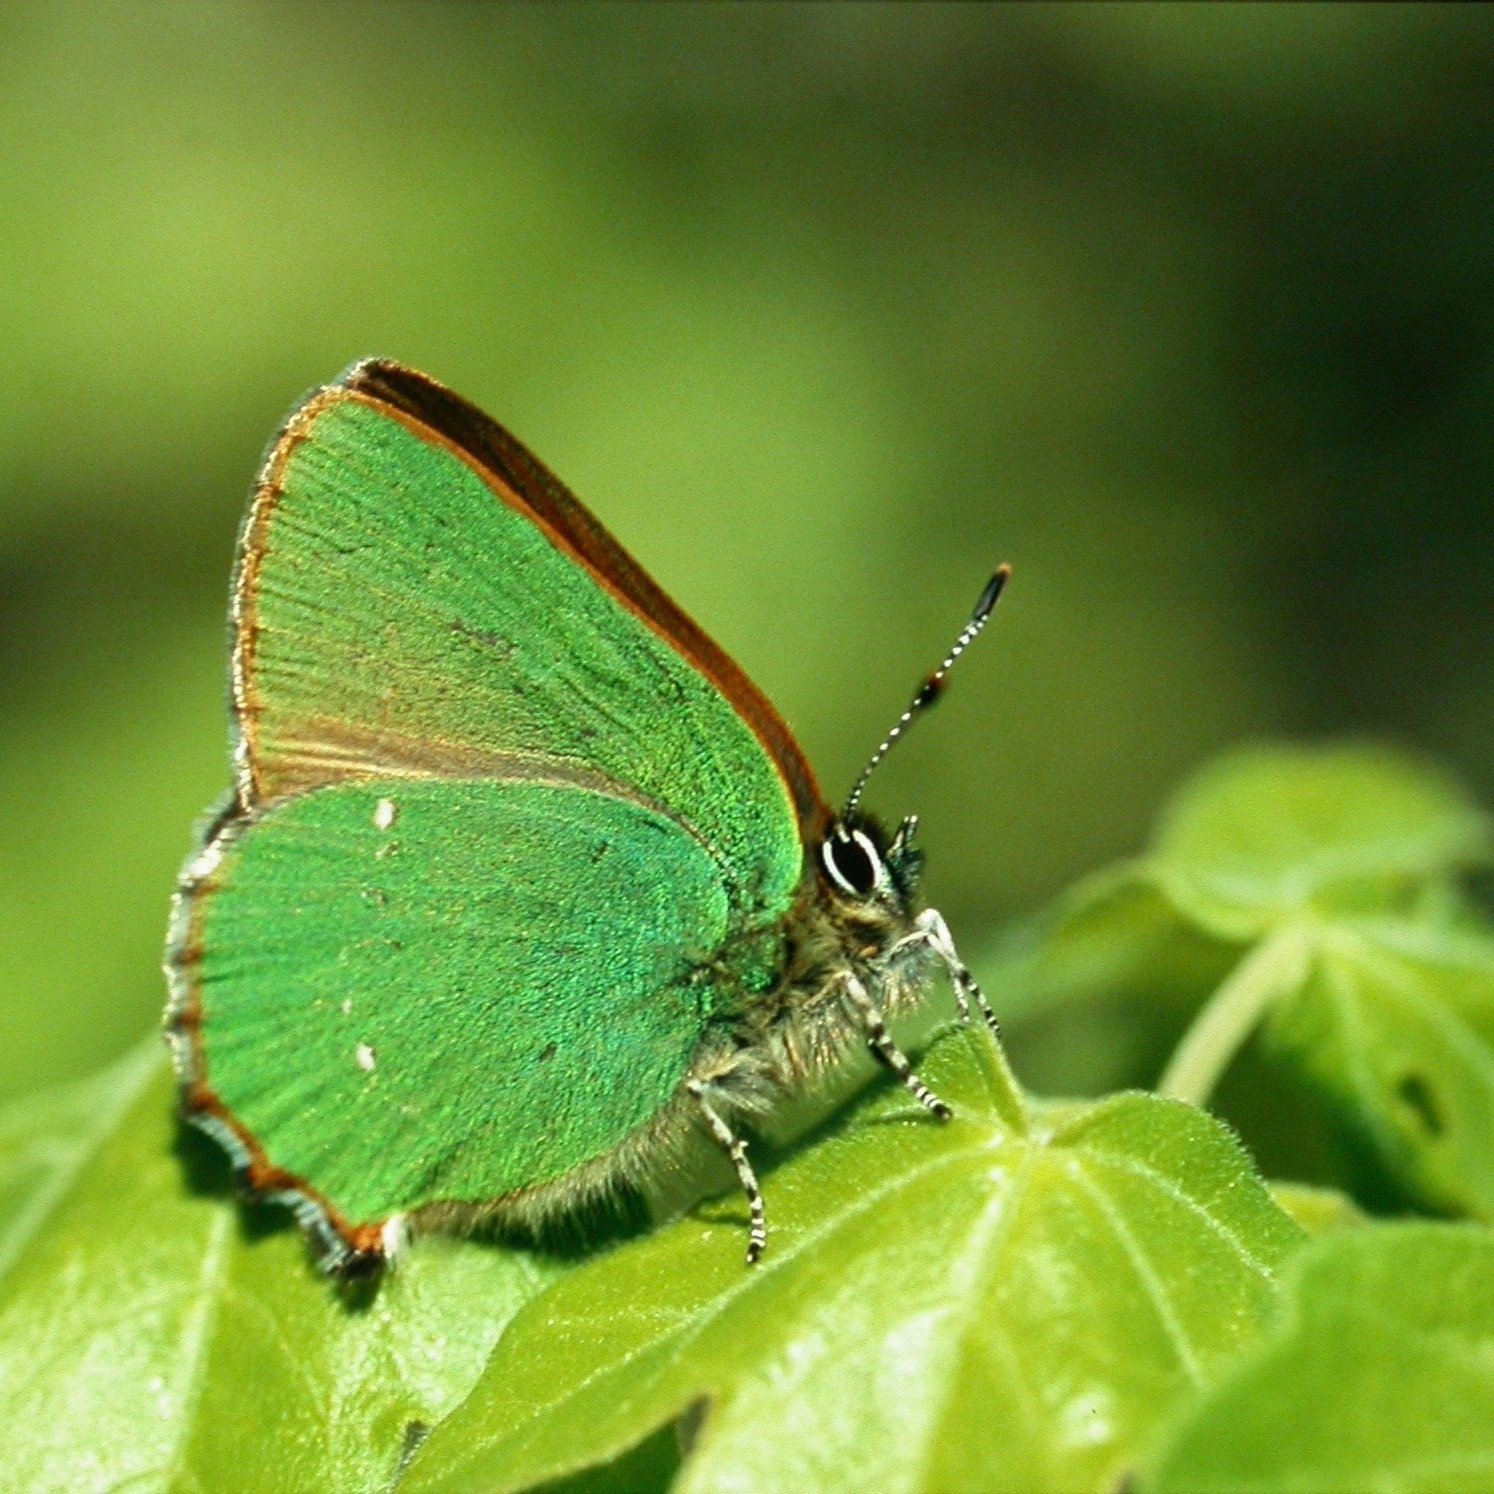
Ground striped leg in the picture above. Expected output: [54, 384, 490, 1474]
[896, 908, 1001, 1038]
[839, 970, 953, 1121]
[688, 1079, 767, 1265]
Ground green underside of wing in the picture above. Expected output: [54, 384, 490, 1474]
[194, 779, 781, 1225]
[249, 396, 802, 920]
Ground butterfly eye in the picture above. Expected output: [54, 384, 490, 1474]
[821, 827, 883, 899]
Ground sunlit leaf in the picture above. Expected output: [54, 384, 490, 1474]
[1147, 1223, 1494, 1493]
[1265, 1181, 1366, 1237]
[979, 866, 1240, 1097]
[991, 745, 1491, 1103]
[0, 1038, 559, 1493]
[402, 1028, 1300, 1494]
[1006, 745, 1494, 1222]
[1149, 743, 1488, 939]
[984, 864, 1239, 1022]
[1265, 919, 1494, 1218]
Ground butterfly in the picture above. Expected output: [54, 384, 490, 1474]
[165, 359, 1005, 1274]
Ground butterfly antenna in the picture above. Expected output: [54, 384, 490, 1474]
[841, 564, 1011, 821]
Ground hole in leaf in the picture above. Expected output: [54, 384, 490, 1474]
[1397, 1072, 1445, 1138]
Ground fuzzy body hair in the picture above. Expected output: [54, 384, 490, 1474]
[401, 845, 933, 1263]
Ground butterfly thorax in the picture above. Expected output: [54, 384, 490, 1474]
[692, 814, 937, 1111]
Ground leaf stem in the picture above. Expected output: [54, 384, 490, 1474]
[1156, 923, 1311, 1107]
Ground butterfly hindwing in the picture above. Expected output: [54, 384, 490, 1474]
[187, 777, 773, 1229]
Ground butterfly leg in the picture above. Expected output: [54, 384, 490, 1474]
[839, 970, 953, 1121]
[687, 1079, 767, 1266]
[894, 909, 1001, 1038]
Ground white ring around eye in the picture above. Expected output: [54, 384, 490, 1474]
[820, 828, 885, 897]
[821, 837, 856, 895]
[852, 829, 884, 883]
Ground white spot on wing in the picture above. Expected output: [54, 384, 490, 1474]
[340, 998, 353, 1017]
[356, 1041, 377, 1073]
[373, 798, 398, 831]
[381, 1214, 409, 1259]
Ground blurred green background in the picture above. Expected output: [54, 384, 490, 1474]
[3, 3, 1494, 1107]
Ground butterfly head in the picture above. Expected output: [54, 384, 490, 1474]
[818, 814, 924, 911]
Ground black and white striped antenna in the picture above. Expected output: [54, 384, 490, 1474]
[840, 564, 1010, 822]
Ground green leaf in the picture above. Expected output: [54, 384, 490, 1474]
[985, 865, 1238, 1022]
[1148, 743, 1488, 939]
[1128, 745, 1494, 1217]
[401, 1027, 1301, 1494]
[988, 744, 1490, 1115]
[1157, 923, 1314, 1107]
[979, 866, 1239, 1097]
[1265, 1182, 1367, 1237]
[0, 1037, 559, 1492]
[1147, 1223, 1494, 1493]
[1264, 919, 1494, 1218]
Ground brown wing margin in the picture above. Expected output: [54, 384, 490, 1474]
[339, 358, 831, 840]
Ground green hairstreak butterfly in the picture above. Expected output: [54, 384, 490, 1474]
[165, 360, 1006, 1274]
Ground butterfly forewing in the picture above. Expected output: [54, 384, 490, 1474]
[235, 382, 803, 910]
[341, 360, 829, 840]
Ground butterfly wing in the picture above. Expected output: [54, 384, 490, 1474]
[179, 777, 772, 1238]
[340, 360, 828, 841]
[233, 363, 825, 900]
[170, 364, 826, 1252]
